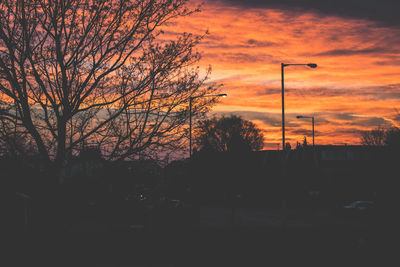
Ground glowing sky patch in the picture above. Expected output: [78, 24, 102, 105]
[168, 0, 400, 149]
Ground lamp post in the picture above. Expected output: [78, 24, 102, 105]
[280, 63, 317, 229]
[189, 93, 227, 158]
[281, 63, 317, 152]
[296, 115, 315, 147]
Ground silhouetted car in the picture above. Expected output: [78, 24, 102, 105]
[342, 200, 375, 217]
[169, 199, 183, 208]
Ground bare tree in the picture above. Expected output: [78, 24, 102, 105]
[360, 127, 386, 146]
[0, 0, 220, 165]
[360, 126, 400, 148]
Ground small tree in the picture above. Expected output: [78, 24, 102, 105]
[302, 136, 308, 147]
[285, 142, 291, 151]
[194, 115, 264, 153]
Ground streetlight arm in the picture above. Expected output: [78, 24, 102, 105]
[283, 64, 306, 67]
[296, 115, 313, 119]
[283, 63, 317, 68]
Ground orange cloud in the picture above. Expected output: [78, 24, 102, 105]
[166, 0, 400, 149]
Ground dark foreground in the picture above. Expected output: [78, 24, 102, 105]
[8, 210, 396, 267]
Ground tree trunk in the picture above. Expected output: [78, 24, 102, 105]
[22, 112, 50, 162]
[55, 118, 67, 167]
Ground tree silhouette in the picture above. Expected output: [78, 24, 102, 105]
[285, 142, 291, 151]
[295, 137, 308, 151]
[360, 126, 400, 148]
[0, 0, 219, 165]
[194, 115, 264, 153]
[360, 127, 386, 146]
[302, 136, 308, 147]
[384, 127, 400, 148]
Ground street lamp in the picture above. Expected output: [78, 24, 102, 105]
[189, 93, 227, 158]
[280, 62, 317, 229]
[296, 115, 315, 147]
[281, 63, 317, 152]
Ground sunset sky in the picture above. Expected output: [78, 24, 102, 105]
[169, 0, 400, 149]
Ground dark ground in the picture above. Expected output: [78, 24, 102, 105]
[7, 206, 396, 267]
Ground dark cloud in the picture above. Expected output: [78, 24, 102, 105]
[254, 88, 281, 96]
[375, 60, 400, 66]
[246, 39, 276, 47]
[216, 0, 400, 27]
[288, 88, 345, 98]
[290, 129, 313, 136]
[321, 127, 363, 139]
[200, 41, 276, 50]
[331, 113, 390, 127]
[349, 117, 388, 127]
[288, 85, 400, 101]
[209, 52, 274, 63]
[315, 47, 387, 57]
[290, 111, 391, 129]
[357, 117, 390, 127]
[361, 84, 400, 100]
[212, 110, 282, 127]
[332, 113, 359, 121]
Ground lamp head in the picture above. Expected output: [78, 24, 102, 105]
[296, 115, 304, 119]
[219, 93, 227, 97]
[307, 63, 317, 68]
